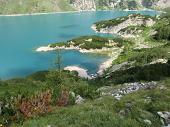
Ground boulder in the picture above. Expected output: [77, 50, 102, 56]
[157, 111, 170, 127]
[75, 95, 85, 104]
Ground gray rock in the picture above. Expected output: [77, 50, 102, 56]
[75, 95, 85, 104]
[159, 85, 167, 91]
[157, 111, 170, 127]
[144, 119, 152, 125]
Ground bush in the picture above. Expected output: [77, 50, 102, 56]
[19, 90, 52, 118]
[107, 63, 170, 84]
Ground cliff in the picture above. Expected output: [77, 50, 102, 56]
[71, 0, 170, 11]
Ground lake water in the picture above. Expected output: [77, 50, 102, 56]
[0, 10, 158, 79]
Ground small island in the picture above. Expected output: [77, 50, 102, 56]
[37, 35, 125, 53]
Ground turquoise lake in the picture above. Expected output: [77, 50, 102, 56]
[0, 10, 158, 79]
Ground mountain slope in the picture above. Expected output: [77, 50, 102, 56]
[0, 0, 74, 15]
[71, 0, 170, 11]
[0, 0, 170, 15]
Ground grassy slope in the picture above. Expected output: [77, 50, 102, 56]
[0, 0, 74, 15]
[19, 78, 170, 127]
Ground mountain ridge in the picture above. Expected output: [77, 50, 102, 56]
[71, 0, 170, 11]
[0, 0, 169, 15]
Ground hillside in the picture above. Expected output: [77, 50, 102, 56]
[0, 0, 74, 15]
[71, 0, 170, 11]
[0, 0, 170, 15]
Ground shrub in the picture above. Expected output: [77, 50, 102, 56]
[57, 89, 69, 107]
[19, 90, 52, 118]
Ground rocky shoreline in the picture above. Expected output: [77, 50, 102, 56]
[36, 45, 123, 78]
[97, 47, 123, 75]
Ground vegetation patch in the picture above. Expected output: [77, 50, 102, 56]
[50, 35, 128, 50]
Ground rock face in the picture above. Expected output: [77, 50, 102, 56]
[97, 81, 157, 100]
[70, 0, 170, 11]
[151, 0, 170, 9]
[71, 0, 96, 11]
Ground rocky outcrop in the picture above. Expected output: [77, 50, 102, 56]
[157, 111, 170, 127]
[148, 0, 170, 9]
[92, 14, 155, 35]
[75, 95, 85, 104]
[97, 81, 157, 100]
[70, 0, 96, 11]
[70, 0, 170, 11]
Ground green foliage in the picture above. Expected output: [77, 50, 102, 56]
[119, 25, 146, 33]
[153, 13, 170, 41]
[27, 71, 49, 82]
[95, 16, 128, 31]
[105, 63, 170, 84]
[113, 43, 170, 65]
[128, 47, 168, 65]
[19, 87, 170, 127]
[50, 35, 126, 50]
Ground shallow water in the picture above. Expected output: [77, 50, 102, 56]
[0, 10, 158, 79]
